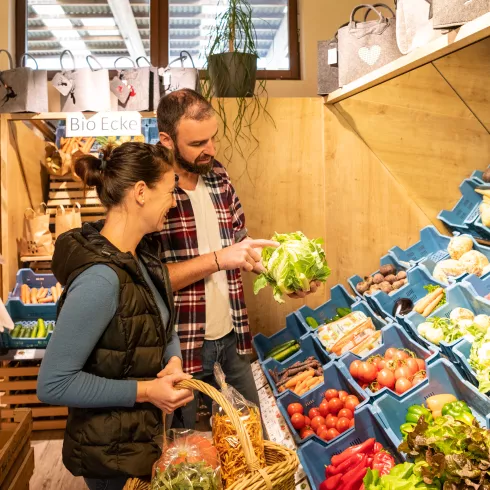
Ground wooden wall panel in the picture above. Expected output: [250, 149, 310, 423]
[323, 105, 433, 289]
[335, 63, 490, 231]
[216, 98, 328, 338]
[433, 38, 490, 132]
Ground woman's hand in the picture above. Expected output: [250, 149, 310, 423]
[157, 356, 184, 378]
[137, 372, 194, 413]
[287, 281, 322, 299]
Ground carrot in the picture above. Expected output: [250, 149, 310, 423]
[285, 369, 315, 389]
[38, 297, 53, 304]
[21, 285, 29, 303]
[305, 375, 321, 388]
[30, 288, 38, 304]
[37, 287, 48, 299]
[422, 292, 443, 317]
[307, 377, 323, 390]
[414, 288, 443, 314]
[51, 286, 58, 303]
[294, 375, 313, 394]
[56, 282, 62, 298]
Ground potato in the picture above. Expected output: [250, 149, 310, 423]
[356, 281, 369, 294]
[364, 276, 374, 287]
[379, 264, 396, 276]
[373, 273, 384, 284]
[384, 274, 396, 284]
[396, 271, 407, 280]
[379, 282, 393, 293]
[392, 280, 405, 290]
[483, 167, 490, 183]
[368, 284, 380, 295]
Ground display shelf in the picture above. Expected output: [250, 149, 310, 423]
[5, 111, 156, 121]
[326, 12, 490, 104]
[19, 256, 53, 263]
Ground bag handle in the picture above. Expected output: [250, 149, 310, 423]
[20, 53, 39, 70]
[60, 50, 76, 71]
[168, 51, 196, 69]
[0, 50, 15, 70]
[56, 204, 66, 216]
[135, 56, 152, 67]
[334, 22, 350, 40]
[366, 3, 395, 19]
[86, 55, 104, 71]
[114, 56, 136, 68]
[350, 4, 385, 24]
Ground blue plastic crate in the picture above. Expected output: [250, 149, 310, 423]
[368, 265, 446, 322]
[261, 334, 330, 397]
[298, 405, 403, 490]
[0, 299, 56, 349]
[10, 269, 59, 303]
[463, 274, 490, 298]
[338, 323, 439, 400]
[471, 170, 485, 184]
[403, 282, 489, 364]
[388, 226, 452, 268]
[472, 215, 490, 240]
[276, 360, 369, 445]
[253, 313, 310, 362]
[453, 339, 479, 387]
[371, 358, 490, 451]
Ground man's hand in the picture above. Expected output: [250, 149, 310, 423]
[287, 281, 322, 299]
[215, 239, 278, 273]
[157, 357, 184, 378]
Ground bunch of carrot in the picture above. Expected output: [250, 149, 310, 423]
[20, 283, 62, 304]
[414, 287, 445, 317]
[279, 369, 324, 395]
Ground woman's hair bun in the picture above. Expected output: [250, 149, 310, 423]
[73, 143, 115, 188]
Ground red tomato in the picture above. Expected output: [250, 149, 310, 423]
[394, 350, 410, 361]
[319, 402, 330, 418]
[310, 416, 326, 432]
[358, 362, 377, 383]
[338, 408, 354, 420]
[325, 389, 339, 401]
[405, 358, 420, 375]
[336, 417, 351, 433]
[316, 424, 328, 435]
[384, 348, 398, 360]
[325, 428, 340, 441]
[395, 377, 412, 394]
[290, 413, 306, 430]
[309, 408, 321, 420]
[326, 416, 338, 429]
[338, 390, 348, 402]
[344, 396, 360, 412]
[349, 360, 362, 379]
[287, 403, 304, 417]
[328, 398, 343, 415]
[377, 368, 395, 389]
[300, 428, 315, 439]
[411, 371, 426, 385]
[395, 366, 412, 380]
[304, 416, 311, 428]
[377, 359, 387, 370]
[415, 358, 426, 371]
[318, 429, 330, 441]
[349, 418, 355, 427]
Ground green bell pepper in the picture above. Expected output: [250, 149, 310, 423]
[441, 400, 474, 425]
[405, 404, 433, 425]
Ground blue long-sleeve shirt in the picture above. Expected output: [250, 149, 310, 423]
[37, 262, 181, 408]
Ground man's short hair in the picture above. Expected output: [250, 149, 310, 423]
[157, 89, 214, 142]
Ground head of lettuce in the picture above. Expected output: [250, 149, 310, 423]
[253, 231, 331, 303]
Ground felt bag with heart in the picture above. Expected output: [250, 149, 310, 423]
[432, 0, 489, 29]
[19, 204, 54, 257]
[338, 4, 402, 87]
[161, 51, 201, 94]
[55, 203, 82, 239]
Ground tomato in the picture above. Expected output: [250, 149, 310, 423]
[326, 416, 338, 429]
[349, 418, 355, 427]
[325, 389, 339, 401]
[328, 398, 343, 415]
[394, 366, 412, 380]
[384, 348, 398, 360]
[310, 416, 326, 432]
[291, 413, 306, 430]
[325, 428, 340, 441]
[309, 408, 321, 420]
[405, 358, 420, 375]
[304, 416, 311, 428]
[357, 362, 377, 383]
[344, 396, 360, 412]
[319, 402, 330, 418]
[377, 359, 387, 370]
[338, 390, 348, 402]
[336, 417, 351, 433]
[287, 403, 304, 417]
[411, 371, 426, 385]
[415, 358, 426, 371]
[394, 350, 410, 361]
[349, 360, 362, 379]
[377, 368, 395, 389]
[395, 377, 412, 395]
[316, 424, 328, 435]
[300, 428, 315, 439]
[318, 429, 330, 440]
[338, 408, 354, 420]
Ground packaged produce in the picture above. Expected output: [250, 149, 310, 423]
[151, 429, 221, 490]
[268, 356, 324, 395]
[264, 339, 300, 362]
[253, 231, 331, 303]
[306, 308, 352, 330]
[469, 328, 490, 393]
[212, 363, 265, 487]
[413, 285, 445, 317]
[355, 264, 407, 296]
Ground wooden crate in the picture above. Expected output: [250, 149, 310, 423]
[0, 361, 68, 431]
[0, 409, 34, 490]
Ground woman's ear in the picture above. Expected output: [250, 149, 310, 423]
[134, 181, 146, 206]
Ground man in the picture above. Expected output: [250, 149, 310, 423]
[156, 89, 319, 428]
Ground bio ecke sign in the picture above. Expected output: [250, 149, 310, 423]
[66, 112, 142, 137]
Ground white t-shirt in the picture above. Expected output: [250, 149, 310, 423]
[185, 177, 234, 340]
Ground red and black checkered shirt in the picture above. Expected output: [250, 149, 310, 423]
[157, 160, 253, 374]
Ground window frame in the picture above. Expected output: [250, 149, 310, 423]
[16, 0, 300, 81]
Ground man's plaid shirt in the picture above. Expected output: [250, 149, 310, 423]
[157, 160, 253, 374]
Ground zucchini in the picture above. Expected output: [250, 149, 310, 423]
[272, 343, 300, 362]
[265, 339, 297, 359]
[47, 323, 54, 333]
[37, 319, 47, 338]
[305, 317, 319, 329]
[31, 323, 38, 338]
[11, 324, 22, 338]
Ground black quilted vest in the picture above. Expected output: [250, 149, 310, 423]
[52, 221, 175, 478]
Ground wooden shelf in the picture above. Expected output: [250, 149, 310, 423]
[6, 111, 156, 121]
[20, 256, 53, 263]
[326, 12, 490, 104]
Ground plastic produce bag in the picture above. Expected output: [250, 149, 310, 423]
[151, 429, 222, 489]
[212, 363, 266, 487]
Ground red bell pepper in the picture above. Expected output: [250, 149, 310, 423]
[373, 442, 383, 454]
[321, 473, 342, 490]
[325, 453, 364, 477]
[330, 438, 375, 467]
[339, 454, 369, 490]
[372, 451, 395, 476]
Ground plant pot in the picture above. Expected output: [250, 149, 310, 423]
[208, 52, 257, 98]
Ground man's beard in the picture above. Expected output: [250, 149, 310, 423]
[174, 146, 214, 176]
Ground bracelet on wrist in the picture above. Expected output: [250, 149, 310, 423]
[213, 251, 221, 272]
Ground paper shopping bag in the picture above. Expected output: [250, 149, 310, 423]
[20, 204, 54, 257]
[55, 204, 82, 239]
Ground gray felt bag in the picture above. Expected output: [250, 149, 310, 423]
[338, 4, 402, 87]
[432, 0, 489, 29]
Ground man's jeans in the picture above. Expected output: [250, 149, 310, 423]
[173, 330, 261, 429]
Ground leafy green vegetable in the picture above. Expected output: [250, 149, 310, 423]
[363, 462, 441, 490]
[423, 284, 446, 309]
[254, 231, 330, 304]
[151, 462, 221, 489]
[469, 329, 490, 394]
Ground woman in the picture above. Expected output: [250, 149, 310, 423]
[37, 142, 194, 490]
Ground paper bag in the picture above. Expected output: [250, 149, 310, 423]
[20, 204, 54, 257]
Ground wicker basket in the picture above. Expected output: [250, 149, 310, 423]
[123, 378, 298, 490]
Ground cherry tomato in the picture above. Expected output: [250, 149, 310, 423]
[310, 416, 326, 432]
[287, 403, 304, 417]
[325, 389, 339, 401]
[377, 359, 387, 370]
[316, 424, 328, 435]
[349, 360, 362, 379]
[326, 416, 338, 429]
[290, 413, 305, 430]
[309, 408, 321, 420]
[318, 429, 330, 441]
[344, 396, 360, 412]
[394, 366, 412, 380]
[349, 418, 355, 427]
[325, 428, 340, 441]
[338, 390, 349, 402]
[300, 428, 315, 439]
[395, 377, 412, 394]
[394, 350, 410, 361]
[377, 368, 395, 390]
[358, 362, 377, 383]
[319, 402, 330, 418]
[304, 416, 311, 428]
[384, 348, 398, 360]
[405, 358, 420, 375]
[338, 408, 354, 420]
[328, 398, 343, 415]
[415, 358, 426, 371]
[336, 417, 351, 433]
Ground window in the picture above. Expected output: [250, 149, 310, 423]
[17, 0, 299, 79]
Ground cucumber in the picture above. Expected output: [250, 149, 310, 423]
[18, 327, 27, 338]
[47, 323, 54, 333]
[31, 323, 38, 338]
[11, 324, 22, 338]
[265, 340, 297, 359]
[272, 343, 300, 362]
[305, 317, 319, 329]
[37, 319, 47, 338]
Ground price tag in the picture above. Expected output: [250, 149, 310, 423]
[13, 349, 36, 360]
[328, 48, 338, 66]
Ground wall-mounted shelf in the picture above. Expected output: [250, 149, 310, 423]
[326, 12, 490, 104]
[5, 111, 157, 121]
